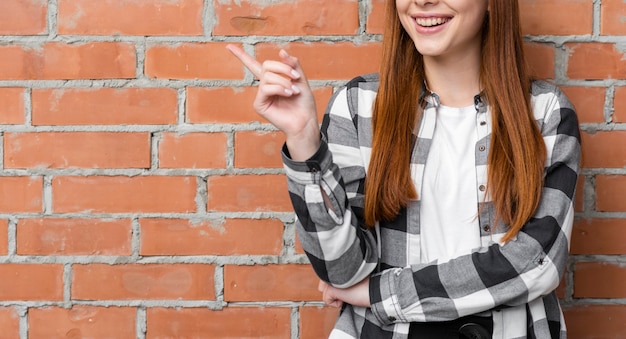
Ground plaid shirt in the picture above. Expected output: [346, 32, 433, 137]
[283, 74, 581, 339]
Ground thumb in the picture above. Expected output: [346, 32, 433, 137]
[318, 280, 328, 293]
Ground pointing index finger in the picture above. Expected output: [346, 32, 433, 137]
[226, 44, 262, 78]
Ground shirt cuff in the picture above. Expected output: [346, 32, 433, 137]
[282, 139, 332, 184]
[369, 268, 405, 326]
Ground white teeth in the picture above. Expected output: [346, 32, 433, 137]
[416, 17, 449, 27]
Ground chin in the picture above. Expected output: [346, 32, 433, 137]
[413, 45, 445, 57]
[412, 38, 447, 55]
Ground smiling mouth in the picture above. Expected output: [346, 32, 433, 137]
[415, 17, 451, 27]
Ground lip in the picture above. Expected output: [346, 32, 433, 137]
[411, 14, 453, 34]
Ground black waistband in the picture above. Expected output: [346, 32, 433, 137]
[408, 315, 493, 339]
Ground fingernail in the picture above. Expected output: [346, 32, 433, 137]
[291, 85, 301, 94]
[284, 88, 294, 95]
[291, 69, 301, 79]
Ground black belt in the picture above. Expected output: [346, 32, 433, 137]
[408, 315, 493, 339]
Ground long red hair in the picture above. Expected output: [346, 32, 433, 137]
[364, 0, 546, 242]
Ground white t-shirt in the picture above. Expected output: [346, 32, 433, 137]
[420, 104, 480, 263]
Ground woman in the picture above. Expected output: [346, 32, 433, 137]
[228, 0, 580, 338]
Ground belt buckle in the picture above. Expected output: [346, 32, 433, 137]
[458, 322, 490, 339]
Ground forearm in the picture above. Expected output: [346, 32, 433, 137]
[369, 218, 571, 325]
[284, 140, 378, 287]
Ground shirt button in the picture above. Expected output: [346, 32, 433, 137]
[479, 185, 486, 192]
[483, 225, 491, 232]
[479, 145, 486, 152]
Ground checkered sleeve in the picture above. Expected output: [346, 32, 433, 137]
[282, 76, 380, 288]
[370, 84, 581, 325]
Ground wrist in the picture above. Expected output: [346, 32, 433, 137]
[285, 123, 321, 161]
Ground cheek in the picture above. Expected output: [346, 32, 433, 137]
[464, 9, 488, 34]
[395, 0, 411, 17]
[471, 5, 489, 26]
[398, 17, 413, 34]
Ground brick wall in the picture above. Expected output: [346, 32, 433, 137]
[0, 0, 624, 338]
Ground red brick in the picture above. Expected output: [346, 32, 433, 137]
[612, 86, 626, 123]
[158, 132, 227, 169]
[58, 0, 203, 36]
[300, 306, 340, 339]
[224, 264, 320, 301]
[52, 176, 197, 213]
[17, 218, 132, 256]
[213, 0, 359, 36]
[567, 43, 626, 80]
[0, 307, 19, 339]
[186, 86, 332, 124]
[0, 264, 63, 301]
[145, 42, 243, 80]
[0, 176, 43, 213]
[72, 264, 215, 300]
[0, 219, 7, 255]
[600, 0, 626, 35]
[187, 86, 257, 123]
[524, 42, 555, 79]
[0, 88, 25, 124]
[574, 262, 626, 298]
[580, 131, 626, 168]
[29, 306, 136, 339]
[572, 218, 626, 255]
[0, 42, 136, 80]
[560, 86, 605, 124]
[206, 175, 291, 212]
[234, 131, 285, 168]
[520, 0, 592, 35]
[4, 132, 150, 169]
[595, 175, 626, 212]
[32, 88, 177, 126]
[0, 0, 47, 35]
[256, 42, 382, 80]
[146, 307, 291, 338]
[367, 0, 386, 34]
[140, 218, 283, 256]
[564, 305, 626, 339]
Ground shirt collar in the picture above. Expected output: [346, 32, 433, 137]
[419, 83, 487, 114]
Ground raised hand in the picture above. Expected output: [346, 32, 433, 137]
[226, 44, 321, 161]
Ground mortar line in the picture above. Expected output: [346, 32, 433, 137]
[136, 306, 147, 339]
[132, 217, 142, 259]
[7, 217, 18, 256]
[604, 84, 615, 123]
[593, 0, 601, 37]
[63, 263, 72, 307]
[291, 306, 300, 339]
[18, 305, 28, 339]
[43, 176, 53, 215]
[47, 0, 58, 39]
